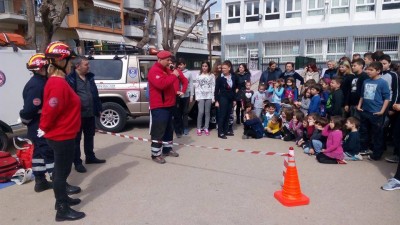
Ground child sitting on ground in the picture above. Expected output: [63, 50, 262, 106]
[242, 103, 264, 139]
[283, 110, 304, 142]
[280, 108, 294, 140]
[343, 117, 363, 161]
[316, 116, 346, 164]
[303, 117, 329, 155]
[262, 103, 277, 127]
[297, 113, 318, 146]
[265, 115, 283, 139]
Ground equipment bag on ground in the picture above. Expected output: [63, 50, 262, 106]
[0, 151, 20, 183]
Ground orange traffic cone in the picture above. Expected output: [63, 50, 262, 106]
[274, 149, 309, 207]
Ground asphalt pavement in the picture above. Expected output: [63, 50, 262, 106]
[1, 117, 399, 225]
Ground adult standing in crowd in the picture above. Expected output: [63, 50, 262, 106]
[212, 60, 222, 78]
[148, 51, 180, 164]
[235, 63, 251, 124]
[215, 61, 236, 139]
[301, 63, 320, 83]
[39, 41, 84, 221]
[321, 60, 337, 82]
[67, 56, 105, 173]
[280, 62, 304, 89]
[259, 61, 282, 89]
[170, 57, 188, 138]
[176, 58, 192, 135]
[20, 54, 54, 192]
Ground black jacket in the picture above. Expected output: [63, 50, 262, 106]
[215, 74, 237, 102]
[66, 70, 102, 117]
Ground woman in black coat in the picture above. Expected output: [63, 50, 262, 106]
[235, 63, 251, 124]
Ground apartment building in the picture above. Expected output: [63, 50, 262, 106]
[209, 12, 222, 64]
[221, 0, 400, 69]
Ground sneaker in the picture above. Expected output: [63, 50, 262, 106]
[163, 149, 179, 157]
[385, 155, 399, 163]
[381, 178, 400, 191]
[360, 150, 373, 156]
[204, 129, 210, 136]
[353, 153, 363, 161]
[368, 155, 381, 161]
[226, 132, 234, 136]
[152, 156, 166, 164]
[197, 129, 202, 136]
[183, 128, 189, 135]
[337, 159, 347, 164]
[219, 134, 227, 139]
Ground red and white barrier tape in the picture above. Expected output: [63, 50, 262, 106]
[97, 130, 292, 157]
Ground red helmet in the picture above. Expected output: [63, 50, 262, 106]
[45, 41, 76, 60]
[26, 53, 48, 71]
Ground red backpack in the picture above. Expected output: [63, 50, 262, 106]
[0, 151, 20, 183]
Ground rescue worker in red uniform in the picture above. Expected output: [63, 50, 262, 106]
[148, 51, 181, 164]
[39, 41, 84, 221]
[20, 54, 54, 192]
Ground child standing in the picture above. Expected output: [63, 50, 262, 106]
[316, 116, 346, 164]
[267, 79, 284, 113]
[295, 87, 311, 115]
[343, 117, 363, 161]
[191, 61, 215, 136]
[265, 115, 283, 138]
[308, 84, 322, 115]
[326, 78, 344, 117]
[284, 77, 298, 102]
[242, 103, 264, 139]
[251, 83, 268, 118]
[357, 62, 391, 160]
[319, 79, 330, 117]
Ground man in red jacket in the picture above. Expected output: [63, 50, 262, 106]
[148, 51, 180, 164]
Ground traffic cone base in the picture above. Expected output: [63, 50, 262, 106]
[274, 190, 310, 207]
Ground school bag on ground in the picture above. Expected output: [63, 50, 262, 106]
[0, 151, 20, 183]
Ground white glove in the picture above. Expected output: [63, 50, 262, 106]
[37, 128, 45, 138]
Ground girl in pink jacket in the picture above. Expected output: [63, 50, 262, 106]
[316, 116, 346, 164]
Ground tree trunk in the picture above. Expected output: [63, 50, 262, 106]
[25, 0, 37, 50]
[136, 0, 156, 49]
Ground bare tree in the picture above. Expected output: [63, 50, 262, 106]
[139, 0, 216, 55]
[136, 0, 157, 49]
[39, 0, 69, 52]
[24, 0, 37, 50]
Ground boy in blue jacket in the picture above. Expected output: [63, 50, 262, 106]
[308, 84, 322, 115]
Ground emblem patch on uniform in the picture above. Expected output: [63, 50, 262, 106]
[48, 97, 58, 107]
[33, 98, 41, 106]
[127, 90, 140, 103]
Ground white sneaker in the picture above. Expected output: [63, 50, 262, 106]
[381, 178, 400, 191]
[385, 155, 399, 163]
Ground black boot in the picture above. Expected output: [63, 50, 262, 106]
[34, 177, 53, 193]
[55, 203, 85, 221]
[66, 183, 81, 195]
[54, 197, 81, 210]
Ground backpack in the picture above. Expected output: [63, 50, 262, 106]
[14, 138, 33, 169]
[0, 151, 20, 183]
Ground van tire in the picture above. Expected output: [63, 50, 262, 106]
[0, 130, 8, 151]
[96, 102, 127, 133]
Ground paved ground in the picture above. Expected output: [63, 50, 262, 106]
[1, 117, 399, 225]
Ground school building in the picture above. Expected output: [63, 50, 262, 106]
[221, 0, 400, 70]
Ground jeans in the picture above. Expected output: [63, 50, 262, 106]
[359, 111, 385, 159]
[74, 116, 96, 165]
[150, 107, 174, 157]
[47, 139, 75, 205]
[197, 99, 212, 129]
[173, 96, 189, 135]
[303, 140, 323, 154]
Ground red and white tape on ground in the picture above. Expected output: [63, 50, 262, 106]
[96, 130, 292, 157]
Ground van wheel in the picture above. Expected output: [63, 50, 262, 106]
[0, 130, 8, 151]
[96, 102, 127, 133]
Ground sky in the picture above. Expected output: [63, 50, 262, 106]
[211, 0, 222, 13]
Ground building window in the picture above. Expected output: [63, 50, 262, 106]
[305, 40, 324, 62]
[228, 3, 241, 24]
[227, 44, 247, 58]
[383, 0, 400, 10]
[331, 0, 349, 14]
[182, 13, 191, 23]
[308, 0, 325, 16]
[356, 0, 375, 12]
[354, 35, 399, 60]
[246, 1, 260, 22]
[327, 38, 347, 61]
[286, 0, 302, 18]
[265, 0, 280, 20]
[264, 40, 300, 62]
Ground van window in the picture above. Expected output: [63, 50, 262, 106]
[139, 60, 156, 82]
[88, 59, 123, 80]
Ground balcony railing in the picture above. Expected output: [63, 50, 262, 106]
[175, 20, 191, 29]
[123, 0, 150, 10]
[79, 12, 121, 30]
[179, 0, 201, 11]
[175, 40, 207, 50]
[0, 0, 39, 16]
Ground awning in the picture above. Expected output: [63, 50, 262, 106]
[76, 29, 125, 44]
[93, 0, 120, 12]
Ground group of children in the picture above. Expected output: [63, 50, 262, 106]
[239, 52, 400, 165]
